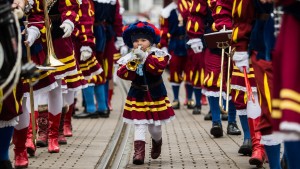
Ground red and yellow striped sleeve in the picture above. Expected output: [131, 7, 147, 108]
[210, 0, 233, 31]
[159, 16, 169, 48]
[27, 0, 46, 41]
[76, 0, 95, 48]
[145, 54, 169, 76]
[231, 0, 255, 51]
[58, 0, 80, 25]
[186, 0, 208, 39]
[117, 65, 137, 81]
[178, 0, 192, 21]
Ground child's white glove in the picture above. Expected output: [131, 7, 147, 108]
[133, 47, 147, 64]
[161, 47, 168, 53]
[187, 38, 203, 53]
[120, 45, 128, 56]
[114, 37, 125, 50]
[25, 26, 40, 47]
[232, 51, 249, 73]
[60, 19, 74, 38]
[80, 46, 93, 61]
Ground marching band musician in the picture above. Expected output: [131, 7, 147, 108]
[0, 0, 27, 168]
[230, 0, 285, 167]
[25, 0, 80, 153]
[117, 21, 175, 165]
[186, 0, 241, 138]
[159, 0, 195, 111]
[68, 0, 103, 133]
[74, 0, 124, 118]
[271, 0, 300, 168]
[177, 0, 208, 115]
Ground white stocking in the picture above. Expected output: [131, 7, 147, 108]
[148, 124, 162, 141]
[246, 92, 261, 119]
[48, 80, 63, 115]
[134, 124, 147, 141]
[63, 90, 75, 106]
[15, 97, 30, 130]
[38, 92, 48, 106]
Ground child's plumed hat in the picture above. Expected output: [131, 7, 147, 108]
[122, 21, 161, 48]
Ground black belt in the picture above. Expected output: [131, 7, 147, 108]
[171, 35, 185, 40]
[256, 13, 270, 21]
[94, 21, 110, 26]
[131, 79, 163, 91]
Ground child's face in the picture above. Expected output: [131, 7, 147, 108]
[132, 38, 151, 51]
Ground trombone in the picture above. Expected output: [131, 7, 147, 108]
[37, 0, 64, 70]
[219, 44, 234, 114]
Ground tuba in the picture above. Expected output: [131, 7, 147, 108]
[39, 0, 64, 69]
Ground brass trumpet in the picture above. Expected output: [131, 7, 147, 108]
[126, 46, 142, 71]
[41, 0, 64, 69]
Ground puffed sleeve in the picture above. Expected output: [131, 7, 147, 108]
[76, 0, 95, 48]
[59, 0, 80, 24]
[27, 0, 46, 42]
[178, 0, 192, 21]
[116, 65, 137, 81]
[159, 16, 169, 48]
[144, 54, 169, 76]
[231, 0, 255, 51]
[210, 0, 233, 31]
[186, 0, 208, 39]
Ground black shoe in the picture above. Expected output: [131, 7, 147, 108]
[210, 123, 223, 138]
[187, 99, 195, 109]
[0, 160, 13, 169]
[281, 154, 288, 169]
[238, 139, 252, 156]
[221, 114, 228, 121]
[227, 122, 241, 135]
[98, 110, 110, 118]
[73, 112, 99, 119]
[204, 111, 212, 120]
[192, 105, 201, 115]
[172, 100, 180, 109]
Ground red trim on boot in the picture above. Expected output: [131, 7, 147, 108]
[133, 141, 145, 165]
[58, 106, 68, 145]
[248, 117, 266, 167]
[201, 95, 208, 105]
[48, 113, 61, 153]
[36, 110, 48, 147]
[13, 128, 29, 168]
[151, 138, 162, 159]
[108, 89, 113, 111]
[64, 104, 74, 137]
[25, 112, 37, 157]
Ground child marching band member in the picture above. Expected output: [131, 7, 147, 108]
[117, 21, 175, 165]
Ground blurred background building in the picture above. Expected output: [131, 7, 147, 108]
[119, 0, 163, 27]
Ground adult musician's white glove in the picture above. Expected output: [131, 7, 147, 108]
[26, 26, 40, 47]
[133, 47, 147, 64]
[80, 46, 93, 61]
[60, 19, 74, 38]
[232, 51, 249, 73]
[120, 46, 128, 56]
[114, 37, 125, 50]
[187, 38, 203, 53]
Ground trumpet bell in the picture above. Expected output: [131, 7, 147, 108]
[126, 59, 140, 71]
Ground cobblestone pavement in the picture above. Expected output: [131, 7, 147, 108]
[9, 73, 271, 169]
